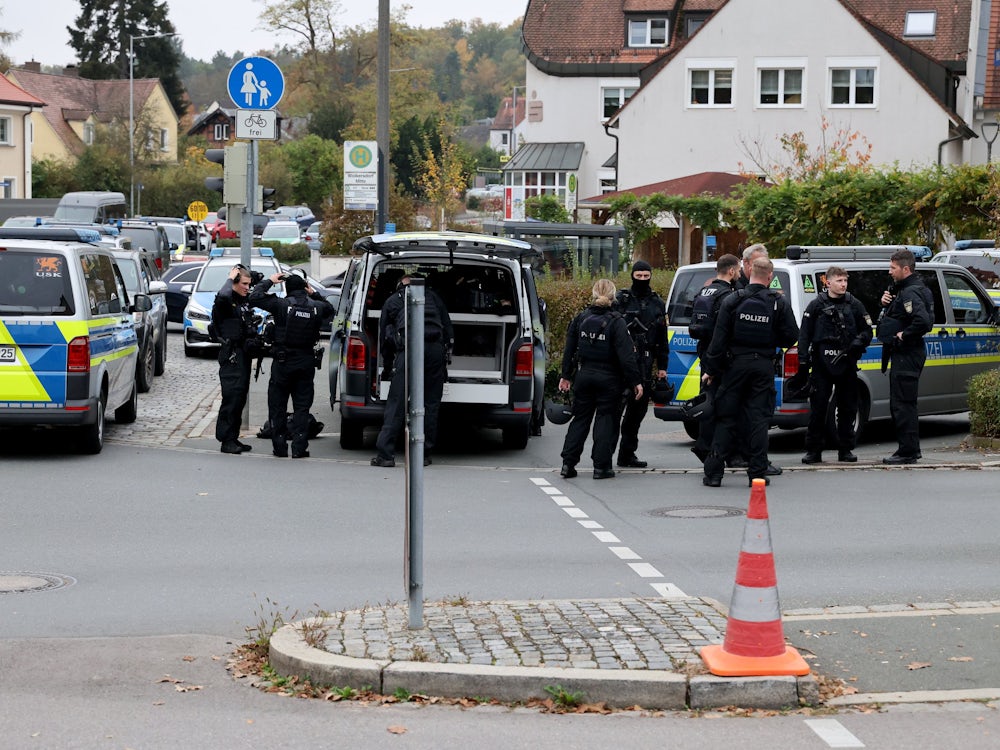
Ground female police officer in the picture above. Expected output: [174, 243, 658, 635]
[558, 279, 642, 480]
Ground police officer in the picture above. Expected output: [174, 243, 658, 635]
[736, 243, 768, 290]
[371, 275, 454, 468]
[249, 271, 334, 458]
[797, 266, 873, 464]
[613, 260, 668, 468]
[558, 279, 643, 480]
[687, 253, 740, 462]
[877, 249, 933, 464]
[211, 265, 256, 454]
[702, 258, 798, 487]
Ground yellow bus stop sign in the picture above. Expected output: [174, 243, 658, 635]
[187, 200, 209, 222]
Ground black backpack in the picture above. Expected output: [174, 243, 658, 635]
[689, 283, 731, 340]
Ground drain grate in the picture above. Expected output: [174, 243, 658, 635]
[0, 572, 76, 594]
[647, 505, 745, 519]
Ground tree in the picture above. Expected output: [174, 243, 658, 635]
[0, 7, 19, 72]
[415, 117, 468, 229]
[282, 134, 341, 209]
[524, 194, 570, 223]
[258, 0, 342, 55]
[68, 0, 186, 114]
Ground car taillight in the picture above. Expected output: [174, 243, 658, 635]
[67, 336, 90, 372]
[515, 343, 533, 378]
[155, 257, 163, 270]
[783, 346, 800, 377]
[346, 336, 367, 371]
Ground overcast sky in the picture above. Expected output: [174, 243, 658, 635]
[1, 1, 524, 66]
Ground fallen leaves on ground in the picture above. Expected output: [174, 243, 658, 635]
[387, 725, 407, 735]
[907, 662, 932, 670]
[948, 656, 974, 662]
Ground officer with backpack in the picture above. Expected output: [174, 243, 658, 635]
[613, 260, 669, 468]
[250, 271, 334, 458]
[371, 274, 454, 468]
[558, 279, 643, 480]
[797, 266, 873, 464]
[687, 254, 740, 462]
[701, 258, 798, 487]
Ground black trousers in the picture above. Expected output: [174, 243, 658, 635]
[560, 366, 624, 471]
[805, 364, 859, 454]
[216, 346, 251, 443]
[889, 347, 925, 457]
[375, 341, 446, 461]
[618, 376, 651, 460]
[704, 356, 775, 481]
[692, 377, 721, 461]
[267, 349, 316, 455]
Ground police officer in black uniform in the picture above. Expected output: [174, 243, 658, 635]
[613, 260, 669, 468]
[371, 275, 454, 468]
[211, 265, 256, 454]
[702, 258, 798, 487]
[877, 249, 933, 464]
[687, 253, 740, 461]
[797, 265, 873, 464]
[250, 270, 334, 458]
[736, 243, 769, 290]
[558, 279, 643, 480]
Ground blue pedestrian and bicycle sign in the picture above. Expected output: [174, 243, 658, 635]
[227, 56, 284, 110]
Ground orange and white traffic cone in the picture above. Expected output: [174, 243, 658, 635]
[700, 478, 809, 676]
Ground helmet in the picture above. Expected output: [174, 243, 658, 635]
[545, 399, 573, 425]
[650, 377, 675, 404]
[680, 391, 713, 421]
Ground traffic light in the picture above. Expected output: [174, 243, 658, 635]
[204, 143, 248, 206]
[257, 186, 277, 212]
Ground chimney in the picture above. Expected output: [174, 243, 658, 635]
[21, 61, 42, 73]
[64, 65, 79, 78]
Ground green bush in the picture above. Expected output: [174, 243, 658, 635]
[968, 368, 1000, 438]
[537, 268, 674, 397]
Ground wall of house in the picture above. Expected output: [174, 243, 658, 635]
[522, 67, 639, 198]
[26, 114, 66, 162]
[143, 86, 178, 164]
[0, 109, 30, 197]
[617, 0, 961, 190]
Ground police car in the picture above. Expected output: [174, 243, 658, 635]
[181, 246, 281, 356]
[657, 245, 1000, 439]
[928, 242, 1000, 305]
[0, 226, 151, 453]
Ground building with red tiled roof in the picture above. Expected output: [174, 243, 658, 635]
[0, 74, 45, 198]
[5, 62, 177, 167]
[489, 96, 527, 156]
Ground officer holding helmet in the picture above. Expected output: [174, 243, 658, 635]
[613, 260, 668, 468]
[250, 270, 334, 458]
[211, 265, 256, 454]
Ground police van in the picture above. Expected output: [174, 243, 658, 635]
[0, 226, 151, 453]
[656, 245, 1000, 439]
[328, 231, 547, 450]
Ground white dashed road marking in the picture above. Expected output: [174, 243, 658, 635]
[804, 719, 865, 748]
[531, 477, 688, 598]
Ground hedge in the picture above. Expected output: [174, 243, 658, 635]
[968, 368, 1000, 438]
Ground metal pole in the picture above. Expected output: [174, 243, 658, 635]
[129, 35, 134, 217]
[376, 0, 390, 233]
[239, 140, 256, 431]
[406, 280, 426, 629]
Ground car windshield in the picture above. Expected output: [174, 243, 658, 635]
[196, 261, 275, 292]
[263, 224, 299, 239]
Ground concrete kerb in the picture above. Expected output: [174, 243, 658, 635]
[268, 615, 819, 711]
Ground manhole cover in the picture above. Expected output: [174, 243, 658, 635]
[648, 506, 745, 519]
[0, 572, 76, 594]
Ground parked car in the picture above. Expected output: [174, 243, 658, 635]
[208, 217, 237, 243]
[161, 260, 207, 324]
[261, 220, 303, 245]
[466, 183, 504, 201]
[0, 225, 150, 453]
[929, 245, 1000, 305]
[328, 231, 547, 450]
[658, 245, 1000, 440]
[118, 221, 172, 272]
[302, 221, 323, 251]
[270, 205, 315, 230]
[110, 249, 169, 392]
[3, 215, 46, 227]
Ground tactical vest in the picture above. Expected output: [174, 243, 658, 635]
[282, 300, 322, 349]
[577, 312, 613, 363]
[731, 288, 778, 351]
[814, 293, 857, 346]
[689, 282, 731, 341]
[390, 290, 445, 347]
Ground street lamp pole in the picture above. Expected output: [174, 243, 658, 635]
[129, 32, 177, 217]
[982, 121, 1000, 165]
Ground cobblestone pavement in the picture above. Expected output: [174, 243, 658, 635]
[317, 598, 728, 671]
[106, 331, 220, 448]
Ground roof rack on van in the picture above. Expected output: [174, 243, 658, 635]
[785, 245, 932, 261]
[0, 226, 103, 243]
[209, 246, 275, 257]
[954, 239, 996, 250]
[354, 231, 538, 261]
[41, 220, 119, 236]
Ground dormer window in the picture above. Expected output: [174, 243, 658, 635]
[904, 11, 936, 38]
[83, 123, 94, 145]
[629, 18, 668, 47]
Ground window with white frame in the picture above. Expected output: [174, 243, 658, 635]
[0, 117, 11, 145]
[1, 177, 14, 198]
[82, 122, 94, 146]
[628, 18, 668, 47]
[602, 85, 638, 119]
[687, 61, 735, 107]
[828, 59, 877, 106]
[213, 123, 229, 141]
[904, 11, 936, 37]
[159, 128, 169, 151]
[756, 59, 805, 107]
[685, 17, 706, 37]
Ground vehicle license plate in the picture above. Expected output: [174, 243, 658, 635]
[0, 345, 15, 362]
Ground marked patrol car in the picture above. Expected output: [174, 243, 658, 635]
[656, 245, 1000, 439]
[0, 226, 151, 453]
[328, 231, 547, 450]
[929, 241, 1000, 305]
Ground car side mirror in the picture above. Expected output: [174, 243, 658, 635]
[131, 293, 153, 313]
[180, 283, 193, 295]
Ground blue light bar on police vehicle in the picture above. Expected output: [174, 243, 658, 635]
[0, 226, 103, 243]
[785, 245, 932, 261]
[209, 246, 275, 257]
